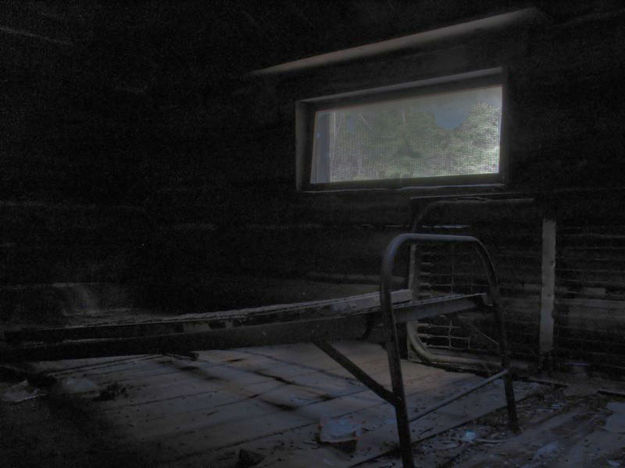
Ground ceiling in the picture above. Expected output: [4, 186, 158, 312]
[1, 0, 620, 99]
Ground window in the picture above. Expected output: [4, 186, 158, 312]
[296, 69, 505, 190]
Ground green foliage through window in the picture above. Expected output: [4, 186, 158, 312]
[311, 85, 502, 183]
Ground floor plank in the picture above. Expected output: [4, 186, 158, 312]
[19, 341, 536, 467]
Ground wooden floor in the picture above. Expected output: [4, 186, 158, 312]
[17, 341, 538, 467]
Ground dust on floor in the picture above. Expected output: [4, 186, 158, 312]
[0, 343, 624, 467]
[363, 385, 625, 467]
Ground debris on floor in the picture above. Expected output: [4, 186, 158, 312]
[604, 402, 625, 434]
[51, 376, 99, 397]
[1, 380, 46, 403]
[433, 389, 625, 467]
[318, 415, 363, 453]
[237, 448, 265, 467]
[93, 382, 128, 402]
[461, 430, 477, 442]
[1, 343, 624, 467]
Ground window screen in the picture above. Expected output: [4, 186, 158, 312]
[310, 85, 502, 184]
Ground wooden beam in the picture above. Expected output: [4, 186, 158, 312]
[0, 316, 372, 362]
[0, 291, 486, 362]
[5, 289, 413, 344]
[539, 217, 556, 362]
[250, 9, 543, 77]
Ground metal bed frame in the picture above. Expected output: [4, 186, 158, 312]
[378, 233, 518, 466]
[0, 232, 518, 467]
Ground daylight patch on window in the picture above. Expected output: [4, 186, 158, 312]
[310, 85, 502, 184]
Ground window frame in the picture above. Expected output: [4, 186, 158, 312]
[295, 68, 508, 191]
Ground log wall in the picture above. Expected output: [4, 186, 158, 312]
[3, 7, 625, 370]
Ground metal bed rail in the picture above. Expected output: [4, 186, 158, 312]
[378, 233, 519, 467]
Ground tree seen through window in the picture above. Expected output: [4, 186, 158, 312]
[311, 85, 502, 183]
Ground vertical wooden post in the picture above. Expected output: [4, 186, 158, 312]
[539, 217, 556, 366]
[408, 245, 420, 300]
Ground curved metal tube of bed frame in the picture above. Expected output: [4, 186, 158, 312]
[380, 232, 518, 467]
